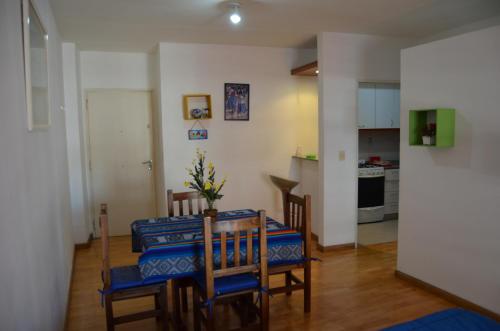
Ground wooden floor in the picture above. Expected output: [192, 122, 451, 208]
[66, 238, 453, 330]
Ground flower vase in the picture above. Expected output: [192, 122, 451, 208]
[422, 135, 432, 145]
[203, 208, 218, 222]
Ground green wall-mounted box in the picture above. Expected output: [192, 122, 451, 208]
[409, 108, 455, 147]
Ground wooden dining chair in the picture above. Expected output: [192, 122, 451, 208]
[99, 204, 169, 331]
[167, 189, 204, 217]
[268, 193, 312, 313]
[192, 211, 269, 331]
[166, 189, 205, 323]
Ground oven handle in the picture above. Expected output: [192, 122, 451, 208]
[358, 175, 385, 179]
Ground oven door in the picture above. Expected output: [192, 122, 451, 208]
[358, 175, 385, 208]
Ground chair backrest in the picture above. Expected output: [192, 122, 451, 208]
[99, 203, 111, 290]
[284, 193, 312, 260]
[167, 189, 204, 217]
[202, 211, 268, 299]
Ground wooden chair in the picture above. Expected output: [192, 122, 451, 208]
[99, 204, 169, 331]
[166, 189, 204, 324]
[268, 193, 312, 313]
[192, 211, 269, 331]
[167, 189, 204, 217]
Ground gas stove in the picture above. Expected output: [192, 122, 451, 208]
[358, 163, 385, 177]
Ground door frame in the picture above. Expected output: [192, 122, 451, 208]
[84, 88, 162, 237]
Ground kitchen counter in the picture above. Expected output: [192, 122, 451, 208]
[292, 155, 319, 162]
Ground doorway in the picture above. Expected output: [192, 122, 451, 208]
[87, 89, 157, 236]
[356, 82, 400, 245]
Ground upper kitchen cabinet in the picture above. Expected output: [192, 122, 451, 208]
[358, 83, 376, 128]
[358, 83, 400, 129]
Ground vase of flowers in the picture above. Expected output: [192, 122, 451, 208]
[421, 123, 436, 145]
[184, 149, 226, 221]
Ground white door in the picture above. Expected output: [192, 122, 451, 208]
[87, 90, 156, 236]
[358, 83, 376, 128]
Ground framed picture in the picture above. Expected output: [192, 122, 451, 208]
[188, 129, 208, 140]
[224, 83, 249, 121]
[183, 94, 212, 120]
[22, 0, 50, 131]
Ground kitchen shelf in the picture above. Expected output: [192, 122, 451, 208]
[409, 108, 455, 147]
[291, 61, 318, 76]
[183, 94, 212, 120]
[292, 155, 319, 162]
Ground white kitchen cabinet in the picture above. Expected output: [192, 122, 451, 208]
[357, 83, 376, 129]
[375, 84, 400, 128]
[358, 83, 400, 129]
[384, 169, 399, 215]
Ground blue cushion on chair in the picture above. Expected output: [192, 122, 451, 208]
[110, 265, 164, 292]
[194, 273, 259, 296]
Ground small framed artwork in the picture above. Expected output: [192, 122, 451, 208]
[22, 0, 50, 131]
[183, 94, 212, 120]
[224, 83, 250, 121]
[188, 129, 208, 140]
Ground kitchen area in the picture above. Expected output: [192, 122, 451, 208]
[357, 82, 401, 245]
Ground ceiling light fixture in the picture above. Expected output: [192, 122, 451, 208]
[229, 2, 242, 24]
[315, 70, 319, 74]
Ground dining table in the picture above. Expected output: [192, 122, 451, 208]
[130, 209, 305, 282]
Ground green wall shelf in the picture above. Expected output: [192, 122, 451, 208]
[409, 108, 455, 147]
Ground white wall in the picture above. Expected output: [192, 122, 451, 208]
[358, 130, 400, 161]
[79, 50, 155, 230]
[158, 43, 309, 221]
[318, 32, 412, 246]
[296, 78, 318, 156]
[398, 25, 500, 314]
[80, 51, 153, 89]
[63, 43, 90, 243]
[0, 0, 74, 329]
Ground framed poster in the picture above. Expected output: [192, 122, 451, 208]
[22, 0, 50, 131]
[224, 83, 249, 121]
[188, 129, 208, 140]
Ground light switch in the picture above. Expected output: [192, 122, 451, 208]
[339, 150, 346, 161]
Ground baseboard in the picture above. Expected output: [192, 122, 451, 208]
[317, 242, 355, 252]
[395, 270, 500, 322]
[74, 233, 94, 250]
[63, 247, 76, 331]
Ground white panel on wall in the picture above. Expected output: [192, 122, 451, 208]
[318, 32, 412, 246]
[398, 25, 500, 314]
[0, 0, 74, 329]
[157, 43, 310, 221]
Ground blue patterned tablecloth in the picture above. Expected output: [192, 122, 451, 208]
[131, 209, 304, 281]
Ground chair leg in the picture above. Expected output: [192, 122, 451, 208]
[285, 271, 292, 296]
[206, 305, 215, 331]
[260, 291, 269, 331]
[172, 280, 183, 328]
[155, 293, 161, 321]
[304, 262, 312, 313]
[192, 285, 201, 331]
[159, 285, 169, 331]
[181, 287, 189, 312]
[104, 295, 115, 331]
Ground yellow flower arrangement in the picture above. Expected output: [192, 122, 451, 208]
[184, 149, 226, 210]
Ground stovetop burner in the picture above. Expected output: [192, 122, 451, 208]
[358, 163, 383, 169]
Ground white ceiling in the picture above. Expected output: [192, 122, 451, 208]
[50, 0, 500, 52]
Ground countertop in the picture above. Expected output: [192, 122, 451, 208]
[292, 155, 319, 162]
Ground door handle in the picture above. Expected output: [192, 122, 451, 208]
[142, 160, 153, 171]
